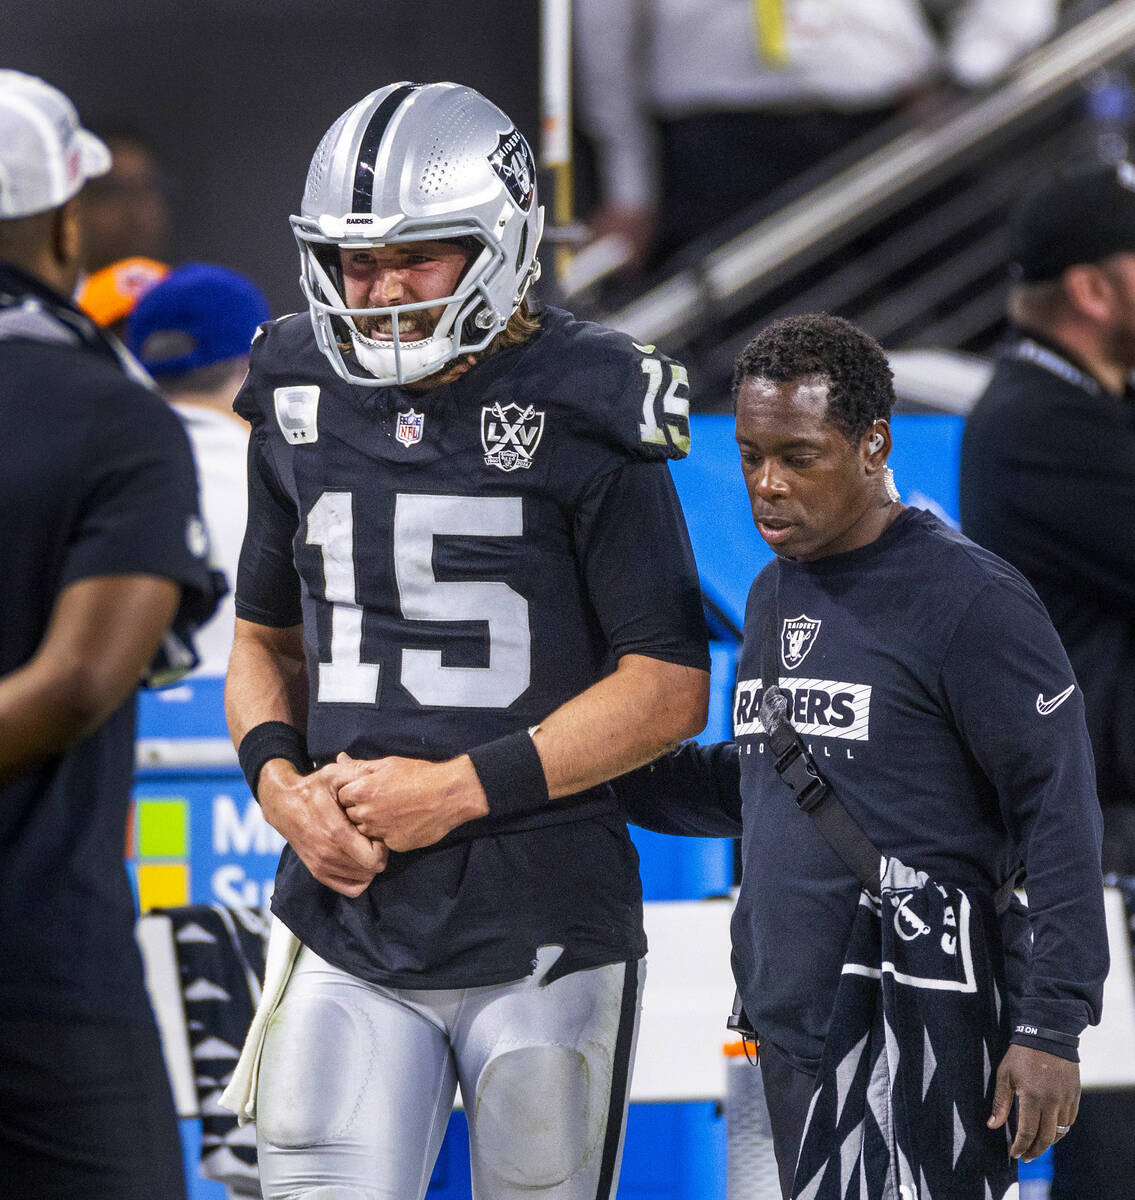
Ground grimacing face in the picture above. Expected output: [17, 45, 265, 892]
[338, 240, 470, 341]
[734, 373, 891, 561]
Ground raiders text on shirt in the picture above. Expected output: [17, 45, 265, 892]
[733, 676, 871, 740]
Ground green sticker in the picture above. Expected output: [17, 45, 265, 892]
[135, 798, 188, 858]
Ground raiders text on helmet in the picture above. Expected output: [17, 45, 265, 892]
[292, 82, 544, 387]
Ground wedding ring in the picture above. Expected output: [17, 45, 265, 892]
[1055, 1125, 1071, 1134]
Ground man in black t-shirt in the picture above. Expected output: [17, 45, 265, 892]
[960, 159, 1135, 1200]
[617, 314, 1107, 1200]
[0, 72, 218, 1200]
[222, 82, 710, 1200]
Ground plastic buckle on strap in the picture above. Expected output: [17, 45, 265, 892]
[772, 742, 829, 812]
[794, 773, 828, 813]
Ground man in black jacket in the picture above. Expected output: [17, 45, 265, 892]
[961, 159, 1135, 1200]
[962, 160, 1135, 876]
[0, 71, 218, 1199]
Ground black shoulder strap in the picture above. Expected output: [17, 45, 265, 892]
[759, 564, 884, 898]
[758, 567, 1022, 910]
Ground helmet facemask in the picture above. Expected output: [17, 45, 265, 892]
[292, 82, 544, 389]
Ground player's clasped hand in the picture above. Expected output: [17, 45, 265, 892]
[336, 751, 490, 852]
[257, 758, 387, 897]
[987, 1043, 1080, 1162]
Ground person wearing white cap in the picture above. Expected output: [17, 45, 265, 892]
[0, 69, 113, 219]
[0, 71, 220, 1199]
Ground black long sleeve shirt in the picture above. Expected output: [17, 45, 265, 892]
[617, 509, 1108, 1072]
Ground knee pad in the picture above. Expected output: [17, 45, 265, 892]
[472, 1043, 608, 1188]
[255, 993, 376, 1149]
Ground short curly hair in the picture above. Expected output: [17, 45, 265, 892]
[731, 313, 894, 442]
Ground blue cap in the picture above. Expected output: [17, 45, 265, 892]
[127, 262, 270, 377]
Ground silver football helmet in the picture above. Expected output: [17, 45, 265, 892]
[292, 82, 544, 387]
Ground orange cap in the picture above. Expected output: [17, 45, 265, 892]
[77, 256, 170, 327]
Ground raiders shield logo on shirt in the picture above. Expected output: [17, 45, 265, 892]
[781, 614, 821, 670]
[481, 401, 544, 472]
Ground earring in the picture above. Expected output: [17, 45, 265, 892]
[884, 467, 900, 503]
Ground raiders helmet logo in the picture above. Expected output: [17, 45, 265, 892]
[488, 128, 535, 211]
[482, 401, 544, 472]
[781, 614, 821, 670]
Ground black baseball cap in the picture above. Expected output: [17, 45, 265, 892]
[1009, 160, 1135, 282]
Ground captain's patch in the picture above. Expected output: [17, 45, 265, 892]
[273, 385, 320, 444]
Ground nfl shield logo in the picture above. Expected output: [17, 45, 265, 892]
[395, 409, 425, 447]
[781, 614, 822, 670]
[481, 401, 544, 472]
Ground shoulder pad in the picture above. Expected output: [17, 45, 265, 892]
[614, 333, 692, 462]
[540, 310, 692, 462]
[234, 313, 323, 428]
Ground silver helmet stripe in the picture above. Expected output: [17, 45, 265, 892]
[351, 83, 421, 214]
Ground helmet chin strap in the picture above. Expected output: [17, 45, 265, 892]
[299, 232, 514, 386]
[350, 325, 455, 385]
[304, 250, 451, 385]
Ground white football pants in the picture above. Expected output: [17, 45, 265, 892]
[253, 946, 644, 1200]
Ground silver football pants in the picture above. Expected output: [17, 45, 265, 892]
[253, 946, 644, 1200]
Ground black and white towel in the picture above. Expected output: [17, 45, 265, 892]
[791, 859, 1017, 1200]
[155, 903, 270, 1195]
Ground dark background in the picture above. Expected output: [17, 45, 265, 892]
[2, 1, 542, 313]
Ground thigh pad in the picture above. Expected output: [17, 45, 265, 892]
[256, 992, 377, 1149]
[473, 1041, 608, 1188]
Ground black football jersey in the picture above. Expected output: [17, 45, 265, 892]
[235, 305, 709, 986]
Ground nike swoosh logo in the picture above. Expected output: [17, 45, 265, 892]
[1036, 684, 1075, 716]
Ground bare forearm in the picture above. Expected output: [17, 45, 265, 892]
[530, 654, 709, 799]
[224, 620, 385, 893]
[337, 654, 710, 851]
[0, 575, 179, 780]
[224, 619, 309, 747]
[0, 664, 108, 778]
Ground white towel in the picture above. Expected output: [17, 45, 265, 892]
[218, 916, 302, 1125]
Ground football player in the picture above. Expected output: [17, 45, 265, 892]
[224, 82, 710, 1199]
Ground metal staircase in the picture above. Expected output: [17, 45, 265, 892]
[572, 1, 1135, 410]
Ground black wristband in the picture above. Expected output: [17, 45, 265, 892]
[466, 729, 549, 817]
[1013, 1023, 1080, 1048]
[237, 721, 311, 802]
